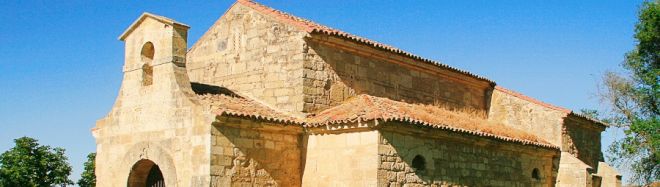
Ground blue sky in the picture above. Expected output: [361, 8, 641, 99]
[0, 0, 644, 183]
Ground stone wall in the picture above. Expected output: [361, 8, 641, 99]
[489, 88, 610, 186]
[556, 152, 592, 187]
[562, 117, 604, 169]
[377, 124, 559, 187]
[488, 88, 566, 146]
[211, 116, 303, 186]
[93, 14, 213, 186]
[596, 162, 622, 187]
[302, 36, 493, 113]
[186, 4, 308, 116]
[186, 3, 495, 115]
[302, 130, 380, 187]
[95, 15, 213, 186]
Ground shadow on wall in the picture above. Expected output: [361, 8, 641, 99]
[304, 38, 494, 113]
[561, 116, 605, 169]
[379, 130, 461, 186]
[212, 124, 302, 186]
[191, 82, 241, 97]
[379, 127, 553, 187]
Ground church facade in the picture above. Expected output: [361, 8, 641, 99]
[92, 0, 621, 186]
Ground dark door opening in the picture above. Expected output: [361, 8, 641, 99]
[128, 159, 165, 187]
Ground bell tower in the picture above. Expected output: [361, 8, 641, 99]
[112, 13, 195, 108]
[119, 12, 188, 70]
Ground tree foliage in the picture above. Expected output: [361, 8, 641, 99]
[77, 153, 96, 187]
[597, 0, 660, 184]
[0, 137, 73, 187]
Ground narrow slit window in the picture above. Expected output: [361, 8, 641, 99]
[532, 168, 541, 180]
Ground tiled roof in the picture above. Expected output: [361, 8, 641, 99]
[192, 83, 557, 149]
[495, 86, 608, 127]
[568, 112, 609, 127]
[199, 93, 301, 124]
[306, 94, 559, 149]
[235, 0, 493, 83]
[193, 83, 301, 124]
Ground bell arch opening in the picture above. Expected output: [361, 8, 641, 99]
[141, 42, 154, 86]
[127, 159, 165, 187]
[141, 42, 155, 64]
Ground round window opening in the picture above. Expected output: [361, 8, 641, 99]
[412, 155, 426, 171]
[532, 168, 541, 180]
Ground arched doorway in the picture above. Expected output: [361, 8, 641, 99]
[127, 159, 165, 187]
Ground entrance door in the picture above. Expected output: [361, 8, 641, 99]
[128, 159, 165, 187]
[146, 164, 164, 187]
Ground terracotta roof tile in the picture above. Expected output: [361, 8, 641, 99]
[199, 93, 301, 124]
[568, 112, 609, 127]
[193, 83, 301, 124]
[192, 83, 557, 149]
[235, 0, 493, 83]
[306, 94, 559, 149]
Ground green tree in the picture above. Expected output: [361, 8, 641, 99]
[77, 153, 96, 187]
[0, 137, 74, 187]
[597, 0, 660, 184]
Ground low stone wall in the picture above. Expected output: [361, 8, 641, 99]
[377, 124, 559, 187]
[210, 116, 303, 186]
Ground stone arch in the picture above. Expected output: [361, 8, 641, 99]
[141, 41, 155, 64]
[141, 42, 155, 86]
[406, 146, 435, 171]
[127, 159, 164, 187]
[412, 155, 427, 172]
[121, 142, 177, 186]
[532, 168, 541, 180]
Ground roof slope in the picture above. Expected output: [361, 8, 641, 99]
[193, 83, 301, 124]
[232, 0, 492, 83]
[118, 12, 190, 41]
[307, 94, 558, 149]
[193, 82, 557, 149]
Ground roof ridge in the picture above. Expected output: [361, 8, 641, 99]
[119, 12, 189, 41]
[235, 0, 493, 83]
[494, 86, 572, 114]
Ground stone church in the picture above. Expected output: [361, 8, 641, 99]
[92, 0, 621, 186]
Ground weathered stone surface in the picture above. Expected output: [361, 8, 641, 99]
[95, 2, 618, 187]
[210, 117, 303, 187]
[301, 37, 492, 113]
[187, 3, 308, 117]
[303, 130, 380, 187]
[94, 13, 211, 186]
[596, 162, 622, 187]
[377, 124, 559, 187]
[489, 88, 616, 186]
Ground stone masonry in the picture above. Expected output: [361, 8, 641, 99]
[93, 0, 620, 186]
